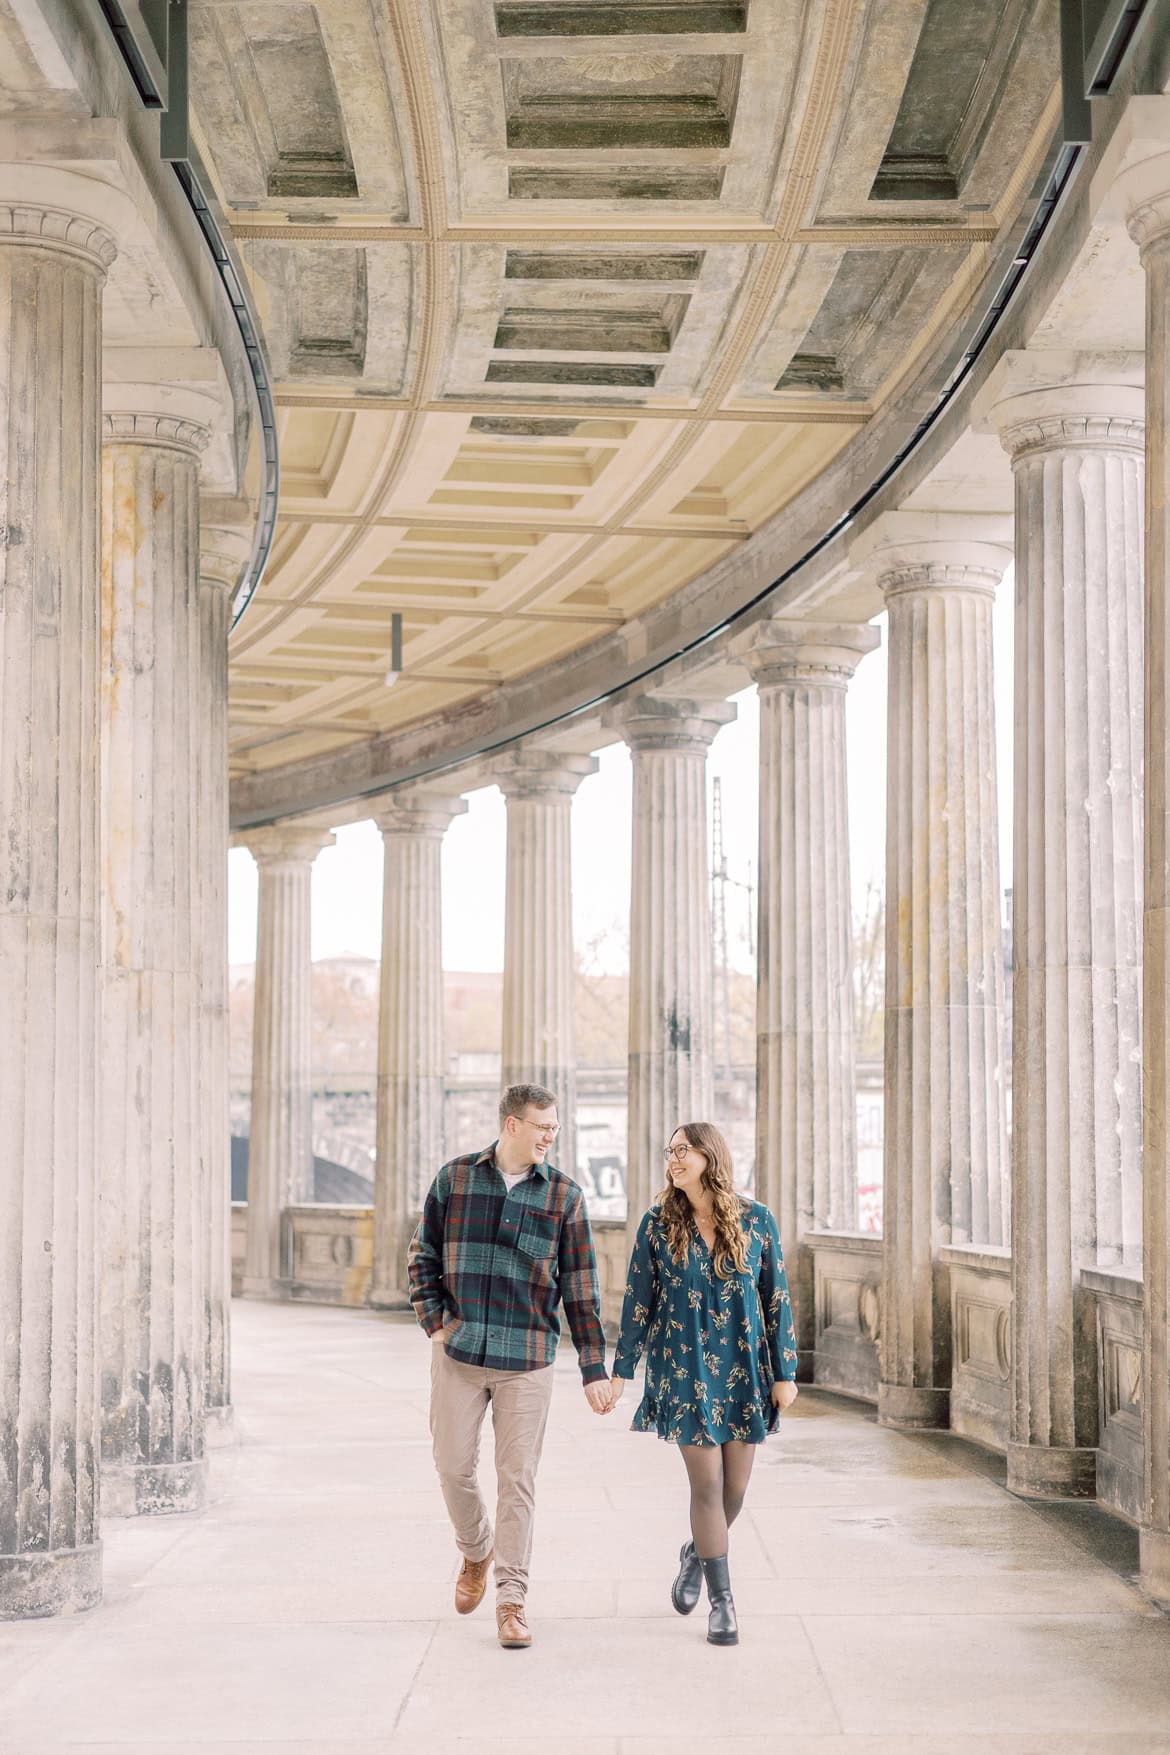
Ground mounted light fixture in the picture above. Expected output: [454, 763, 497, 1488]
[383, 611, 403, 688]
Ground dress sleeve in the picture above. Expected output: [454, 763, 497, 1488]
[758, 1205, 798, 1382]
[612, 1209, 660, 1379]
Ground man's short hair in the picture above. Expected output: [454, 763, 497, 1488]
[499, 1083, 558, 1128]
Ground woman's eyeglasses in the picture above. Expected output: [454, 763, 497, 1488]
[662, 1143, 690, 1162]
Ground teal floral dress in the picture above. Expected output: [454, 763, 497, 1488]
[612, 1199, 798, 1446]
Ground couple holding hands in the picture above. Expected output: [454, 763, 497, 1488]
[407, 1083, 799, 1650]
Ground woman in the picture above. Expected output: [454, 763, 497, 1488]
[609, 1122, 798, 1646]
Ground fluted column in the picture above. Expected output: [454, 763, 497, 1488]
[1118, 145, 1170, 1604]
[197, 508, 249, 1428]
[498, 749, 599, 1181]
[743, 621, 879, 1373]
[604, 695, 735, 1242]
[368, 792, 466, 1308]
[984, 355, 1144, 1496]
[98, 391, 214, 1516]
[857, 517, 1012, 1431]
[0, 192, 116, 1618]
[238, 826, 335, 1297]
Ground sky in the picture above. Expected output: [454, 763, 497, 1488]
[228, 572, 1016, 975]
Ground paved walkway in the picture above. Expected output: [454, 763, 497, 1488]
[5, 1300, 1170, 1754]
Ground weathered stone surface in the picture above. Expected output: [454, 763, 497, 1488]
[237, 827, 336, 1299]
[99, 393, 214, 1518]
[853, 514, 1012, 1433]
[198, 507, 250, 1428]
[742, 620, 878, 1374]
[1116, 139, 1170, 1608]
[0, 195, 113, 1619]
[498, 749, 598, 1182]
[367, 792, 466, 1308]
[604, 694, 734, 1241]
[982, 353, 1145, 1497]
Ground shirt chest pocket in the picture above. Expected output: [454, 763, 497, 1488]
[515, 1209, 558, 1267]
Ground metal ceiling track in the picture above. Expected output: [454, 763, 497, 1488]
[96, 0, 278, 626]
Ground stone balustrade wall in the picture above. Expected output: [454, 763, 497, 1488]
[941, 1245, 1013, 1451]
[232, 1205, 631, 1328]
[809, 1232, 883, 1401]
[1084, 1267, 1144, 1527]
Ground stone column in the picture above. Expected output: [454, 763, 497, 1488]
[498, 749, 599, 1181]
[368, 791, 466, 1308]
[197, 508, 249, 1428]
[604, 695, 735, 1242]
[855, 516, 1012, 1431]
[98, 389, 215, 1517]
[1118, 146, 1170, 1603]
[0, 189, 116, 1618]
[238, 826, 335, 1297]
[983, 354, 1144, 1495]
[743, 620, 879, 1374]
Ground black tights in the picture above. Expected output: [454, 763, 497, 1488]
[679, 1440, 757, 1559]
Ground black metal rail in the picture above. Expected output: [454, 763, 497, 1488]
[96, 0, 278, 624]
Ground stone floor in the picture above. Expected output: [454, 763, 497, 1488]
[4, 1301, 1170, 1753]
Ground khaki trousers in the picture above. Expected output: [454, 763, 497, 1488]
[429, 1338, 554, 1606]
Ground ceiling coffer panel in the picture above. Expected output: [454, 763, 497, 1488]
[247, 4, 357, 199]
[871, 0, 1025, 201]
[775, 247, 964, 398]
[494, 2, 749, 37]
[501, 54, 742, 150]
[289, 248, 368, 378]
[493, 298, 690, 354]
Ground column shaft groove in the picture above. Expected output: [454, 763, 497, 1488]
[0, 210, 113, 1618]
[98, 425, 209, 1516]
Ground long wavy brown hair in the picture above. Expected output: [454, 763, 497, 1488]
[657, 1121, 749, 1278]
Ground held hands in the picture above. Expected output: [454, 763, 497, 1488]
[584, 1379, 613, 1415]
[771, 1379, 799, 1413]
[583, 1374, 628, 1415]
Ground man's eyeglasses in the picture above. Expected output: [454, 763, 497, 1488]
[522, 1118, 560, 1139]
[663, 1143, 690, 1162]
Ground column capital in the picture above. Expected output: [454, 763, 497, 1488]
[200, 503, 253, 598]
[104, 381, 219, 457]
[238, 825, 336, 867]
[849, 510, 1013, 594]
[370, 789, 467, 838]
[1106, 134, 1170, 256]
[0, 137, 147, 256]
[603, 693, 735, 754]
[0, 199, 116, 272]
[495, 748, 599, 800]
[741, 619, 880, 690]
[973, 350, 1145, 457]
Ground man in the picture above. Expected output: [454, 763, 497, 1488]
[408, 1082, 610, 1649]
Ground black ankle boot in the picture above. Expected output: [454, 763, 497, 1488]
[671, 1539, 702, 1615]
[700, 1554, 738, 1646]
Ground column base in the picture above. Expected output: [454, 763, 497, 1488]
[102, 1456, 209, 1518]
[1006, 1441, 1096, 1499]
[204, 1404, 235, 1449]
[241, 1275, 290, 1301]
[0, 1543, 102, 1620]
[878, 1382, 950, 1431]
[1140, 1527, 1170, 1608]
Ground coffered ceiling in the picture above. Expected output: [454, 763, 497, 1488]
[187, 0, 1059, 794]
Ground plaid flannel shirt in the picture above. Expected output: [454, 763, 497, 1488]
[407, 1142, 608, 1384]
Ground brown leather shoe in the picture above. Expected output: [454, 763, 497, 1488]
[455, 1550, 492, 1615]
[496, 1601, 531, 1648]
